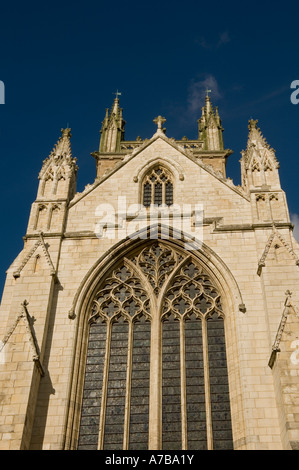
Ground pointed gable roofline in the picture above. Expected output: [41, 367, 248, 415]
[13, 232, 56, 279]
[70, 128, 248, 208]
[257, 224, 299, 275]
[0, 301, 45, 376]
[268, 290, 298, 368]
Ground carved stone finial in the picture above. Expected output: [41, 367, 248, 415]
[248, 119, 258, 131]
[61, 128, 72, 138]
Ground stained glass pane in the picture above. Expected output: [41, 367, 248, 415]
[207, 312, 233, 450]
[143, 182, 152, 207]
[185, 315, 207, 450]
[77, 321, 107, 450]
[129, 317, 151, 450]
[162, 316, 181, 449]
[143, 167, 173, 206]
[154, 182, 162, 206]
[165, 181, 173, 206]
[103, 318, 128, 450]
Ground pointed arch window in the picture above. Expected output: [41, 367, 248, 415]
[142, 166, 173, 207]
[77, 242, 233, 450]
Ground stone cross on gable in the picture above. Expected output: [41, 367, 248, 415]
[153, 115, 166, 131]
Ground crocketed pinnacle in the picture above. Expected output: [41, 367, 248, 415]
[99, 96, 125, 153]
[50, 128, 72, 158]
[198, 95, 224, 150]
[246, 119, 271, 150]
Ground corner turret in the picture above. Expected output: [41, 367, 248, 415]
[27, 128, 78, 234]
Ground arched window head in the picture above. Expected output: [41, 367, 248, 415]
[142, 166, 173, 207]
[77, 242, 233, 451]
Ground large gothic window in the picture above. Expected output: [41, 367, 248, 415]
[77, 242, 233, 450]
[142, 166, 173, 207]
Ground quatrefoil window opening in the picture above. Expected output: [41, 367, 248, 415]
[162, 262, 223, 321]
[91, 265, 151, 324]
[142, 166, 173, 207]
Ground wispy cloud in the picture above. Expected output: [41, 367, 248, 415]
[196, 31, 230, 50]
[291, 213, 299, 242]
[226, 84, 289, 118]
[165, 75, 223, 132]
[187, 75, 222, 114]
[217, 31, 230, 48]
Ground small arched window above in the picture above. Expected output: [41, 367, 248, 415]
[142, 166, 173, 207]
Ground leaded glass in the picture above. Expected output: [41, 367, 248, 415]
[78, 242, 233, 450]
[142, 166, 173, 206]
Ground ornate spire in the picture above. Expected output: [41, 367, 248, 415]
[99, 93, 126, 153]
[198, 94, 224, 150]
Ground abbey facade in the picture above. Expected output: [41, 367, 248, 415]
[0, 95, 299, 450]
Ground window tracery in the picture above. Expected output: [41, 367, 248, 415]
[78, 242, 233, 450]
[162, 261, 222, 321]
[142, 167, 173, 207]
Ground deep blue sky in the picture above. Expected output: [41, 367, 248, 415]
[0, 0, 299, 297]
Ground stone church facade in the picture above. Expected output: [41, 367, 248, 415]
[1, 95, 299, 450]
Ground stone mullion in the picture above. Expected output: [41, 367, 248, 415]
[202, 316, 213, 450]
[180, 316, 187, 450]
[97, 318, 112, 450]
[148, 300, 162, 450]
[123, 319, 133, 450]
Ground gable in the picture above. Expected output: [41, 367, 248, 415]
[66, 135, 251, 234]
[71, 134, 247, 206]
[0, 301, 44, 376]
[258, 229, 299, 275]
[12, 233, 56, 279]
